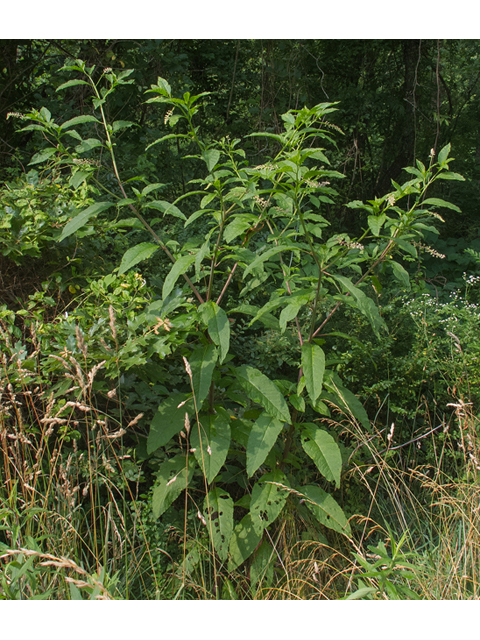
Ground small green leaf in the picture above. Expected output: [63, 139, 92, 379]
[151, 454, 196, 518]
[204, 487, 234, 562]
[246, 413, 284, 477]
[162, 254, 196, 299]
[301, 424, 342, 488]
[58, 202, 114, 242]
[421, 197, 461, 212]
[148, 393, 194, 453]
[145, 200, 186, 220]
[56, 79, 90, 92]
[202, 149, 221, 172]
[61, 115, 101, 129]
[302, 484, 351, 536]
[367, 213, 386, 236]
[198, 301, 230, 364]
[191, 412, 231, 483]
[236, 366, 291, 423]
[118, 242, 159, 275]
[112, 120, 136, 133]
[228, 514, 263, 571]
[250, 470, 289, 534]
[437, 143, 451, 166]
[75, 138, 103, 153]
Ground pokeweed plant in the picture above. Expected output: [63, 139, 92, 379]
[13, 60, 465, 574]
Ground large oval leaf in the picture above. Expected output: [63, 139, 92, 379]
[301, 424, 342, 488]
[189, 343, 218, 408]
[58, 202, 114, 242]
[190, 411, 231, 483]
[228, 513, 263, 571]
[301, 342, 325, 405]
[250, 470, 289, 534]
[246, 412, 284, 477]
[198, 301, 230, 364]
[118, 242, 159, 275]
[148, 393, 194, 454]
[236, 365, 290, 423]
[162, 254, 196, 299]
[151, 453, 196, 519]
[302, 484, 351, 536]
[203, 487, 234, 562]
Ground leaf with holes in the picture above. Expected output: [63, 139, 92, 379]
[250, 470, 289, 535]
[246, 413, 284, 477]
[151, 453, 196, 519]
[302, 484, 351, 536]
[301, 424, 342, 488]
[236, 366, 290, 423]
[190, 411, 231, 483]
[203, 487, 234, 562]
[228, 513, 263, 571]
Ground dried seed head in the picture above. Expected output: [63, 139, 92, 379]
[182, 356, 192, 378]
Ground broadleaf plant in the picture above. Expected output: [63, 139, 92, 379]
[16, 61, 465, 574]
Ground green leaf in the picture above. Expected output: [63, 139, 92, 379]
[223, 215, 256, 244]
[162, 254, 196, 299]
[189, 343, 218, 408]
[191, 412, 231, 483]
[118, 242, 159, 275]
[323, 376, 371, 432]
[198, 301, 230, 364]
[75, 138, 103, 153]
[28, 147, 57, 165]
[250, 540, 275, 593]
[151, 454, 196, 519]
[250, 470, 289, 535]
[301, 343, 325, 405]
[144, 200, 186, 220]
[56, 79, 90, 92]
[204, 487, 234, 562]
[243, 244, 295, 279]
[246, 413, 284, 477]
[390, 260, 411, 291]
[236, 366, 291, 423]
[112, 120, 136, 133]
[332, 274, 386, 337]
[228, 514, 263, 571]
[437, 143, 451, 166]
[367, 213, 386, 237]
[58, 202, 114, 242]
[436, 172, 465, 181]
[301, 424, 342, 488]
[279, 299, 304, 334]
[147, 393, 194, 454]
[302, 485, 351, 536]
[202, 149, 220, 172]
[421, 197, 461, 212]
[61, 115, 100, 129]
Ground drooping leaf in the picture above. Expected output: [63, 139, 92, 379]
[250, 470, 289, 534]
[332, 274, 386, 337]
[246, 412, 284, 477]
[162, 254, 196, 299]
[301, 343, 325, 405]
[58, 202, 114, 242]
[302, 484, 351, 536]
[189, 343, 218, 407]
[236, 366, 291, 423]
[61, 115, 101, 129]
[151, 453, 196, 519]
[28, 147, 58, 165]
[301, 424, 342, 488]
[118, 242, 159, 275]
[190, 411, 230, 483]
[203, 487, 234, 562]
[390, 260, 411, 291]
[144, 200, 186, 220]
[228, 513, 263, 571]
[147, 393, 194, 454]
[198, 301, 230, 364]
[202, 149, 220, 172]
[421, 197, 461, 212]
[323, 375, 371, 433]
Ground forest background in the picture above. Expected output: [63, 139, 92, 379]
[1, 38, 480, 603]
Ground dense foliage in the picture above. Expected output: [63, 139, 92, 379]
[1, 40, 480, 600]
